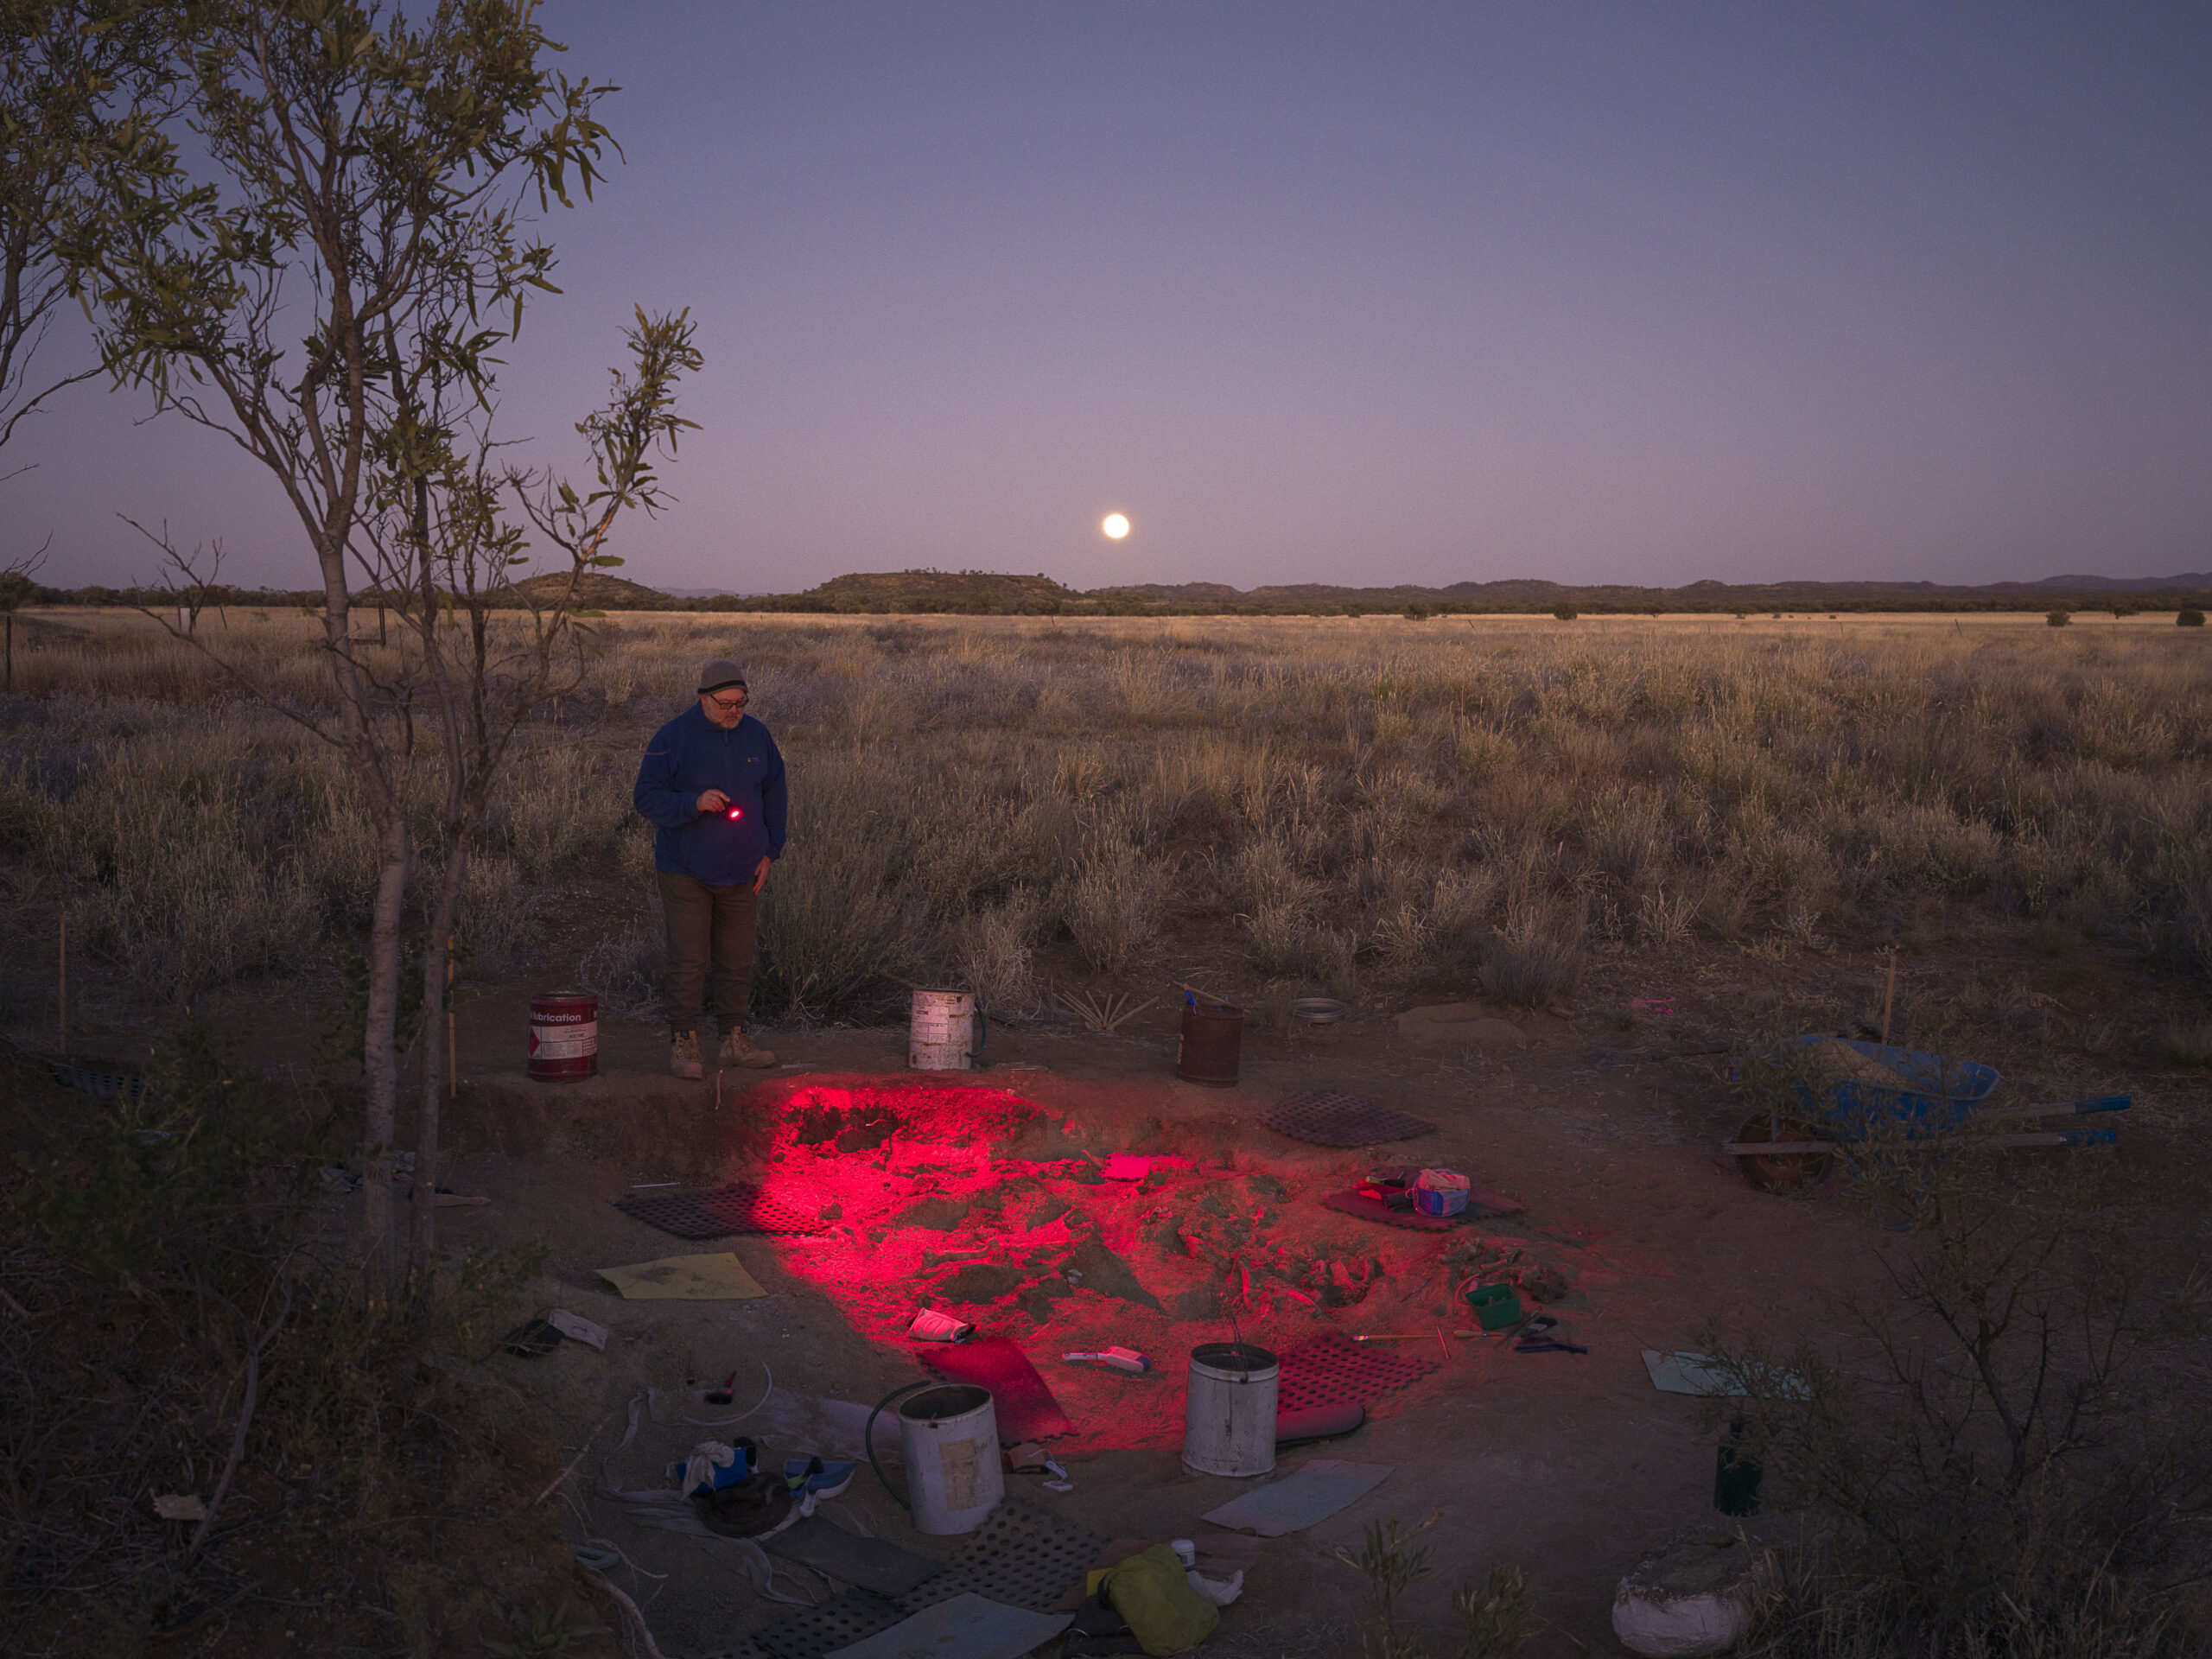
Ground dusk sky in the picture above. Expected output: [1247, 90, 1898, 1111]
[12, 2, 2210, 594]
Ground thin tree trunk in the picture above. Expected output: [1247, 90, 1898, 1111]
[359, 814, 409, 1294]
[410, 845, 464, 1268]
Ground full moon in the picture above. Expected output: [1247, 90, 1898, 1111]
[1101, 512, 1130, 539]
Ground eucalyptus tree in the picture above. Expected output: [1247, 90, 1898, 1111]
[353, 301, 696, 1268]
[60, 0, 696, 1288]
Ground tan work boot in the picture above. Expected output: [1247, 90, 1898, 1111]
[670, 1030, 704, 1080]
[719, 1027, 777, 1069]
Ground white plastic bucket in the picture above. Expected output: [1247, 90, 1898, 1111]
[897, 1384, 1004, 1534]
[909, 988, 980, 1071]
[1182, 1342, 1279, 1478]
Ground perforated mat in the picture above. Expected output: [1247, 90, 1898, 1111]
[47, 1062, 147, 1103]
[892, 1496, 1108, 1615]
[612, 1181, 823, 1238]
[1262, 1090, 1434, 1148]
[1275, 1331, 1440, 1414]
[747, 1588, 909, 1659]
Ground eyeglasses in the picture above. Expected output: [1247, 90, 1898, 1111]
[706, 690, 747, 711]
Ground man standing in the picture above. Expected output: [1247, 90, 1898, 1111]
[633, 658, 788, 1078]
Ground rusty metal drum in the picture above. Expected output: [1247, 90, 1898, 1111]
[528, 990, 598, 1082]
[1175, 1001, 1244, 1087]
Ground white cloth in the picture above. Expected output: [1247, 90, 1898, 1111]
[681, 1440, 739, 1496]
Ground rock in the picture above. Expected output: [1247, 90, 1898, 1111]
[1059, 1236, 1166, 1313]
[938, 1262, 1027, 1303]
[994, 1112, 1089, 1162]
[1171, 1284, 1224, 1321]
[1016, 1278, 1076, 1323]
[1142, 1212, 1189, 1254]
[894, 1197, 972, 1232]
[791, 1099, 901, 1152]
[1395, 1004, 1530, 1051]
[1612, 1532, 1774, 1657]
[1246, 1173, 1287, 1199]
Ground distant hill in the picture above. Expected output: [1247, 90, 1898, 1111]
[26, 567, 2212, 617]
[504, 570, 671, 608]
[709, 569, 1082, 614]
[2030, 572, 2212, 593]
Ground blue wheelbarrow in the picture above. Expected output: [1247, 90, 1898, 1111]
[1724, 1034, 2129, 1193]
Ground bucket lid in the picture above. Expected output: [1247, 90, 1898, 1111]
[1190, 1341, 1275, 1374]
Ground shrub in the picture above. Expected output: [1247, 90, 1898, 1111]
[0, 1022, 563, 1655]
[2181, 608, 2205, 627]
[955, 887, 1042, 1017]
[2160, 1021, 2212, 1066]
[1708, 1160, 2211, 1656]
[1551, 602, 1578, 620]
[2047, 608, 2070, 626]
[1478, 897, 1584, 1007]
[1061, 844, 1171, 976]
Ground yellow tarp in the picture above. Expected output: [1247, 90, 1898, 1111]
[594, 1252, 767, 1301]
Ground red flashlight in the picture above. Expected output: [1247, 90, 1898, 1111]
[725, 804, 743, 821]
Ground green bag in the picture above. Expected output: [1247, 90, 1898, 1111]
[1095, 1543, 1220, 1656]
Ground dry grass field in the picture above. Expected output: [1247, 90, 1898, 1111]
[3, 607, 2206, 1050]
[3, 606, 2211, 1658]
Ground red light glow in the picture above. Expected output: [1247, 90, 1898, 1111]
[728, 1075, 1588, 1451]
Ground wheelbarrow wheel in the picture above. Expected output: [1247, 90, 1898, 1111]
[1734, 1115, 1831, 1193]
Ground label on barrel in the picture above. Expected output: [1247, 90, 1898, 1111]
[530, 1020, 598, 1058]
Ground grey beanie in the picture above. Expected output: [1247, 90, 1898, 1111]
[697, 658, 747, 694]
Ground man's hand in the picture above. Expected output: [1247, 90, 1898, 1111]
[752, 855, 772, 895]
[696, 789, 729, 814]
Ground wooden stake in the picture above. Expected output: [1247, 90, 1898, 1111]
[1879, 951, 1898, 1046]
[447, 936, 456, 1101]
[57, 914, 66, 1056]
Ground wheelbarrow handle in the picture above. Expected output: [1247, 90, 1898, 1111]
[1978, 1095, 2132, 1123]
[1722, 1127, 2121, 1157]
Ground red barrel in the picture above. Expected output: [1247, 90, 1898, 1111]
[528, 990, 599, 1082]
[1175, 1001, 1244, 1087]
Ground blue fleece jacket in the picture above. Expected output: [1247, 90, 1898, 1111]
[632, 704, 788, 886]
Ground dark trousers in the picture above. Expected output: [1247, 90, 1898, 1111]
[657, 870, 758, 1034]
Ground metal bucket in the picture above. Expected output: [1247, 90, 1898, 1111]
[897, 1383, 1003, 1534]
[1182, 1341, 1278, 1478]
[909, 987, 982, 1071]
[528, 989, 598, 1082]
[1175, 1001, 1244, 1087]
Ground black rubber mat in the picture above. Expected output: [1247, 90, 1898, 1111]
[612, 1181, 823, 1238]
[747, 1589, 907, 1659]
[1275, 1331, 1440, 1414]
[1261, 1090, 1435, 1147]
[893, 1496, 1108, 1615]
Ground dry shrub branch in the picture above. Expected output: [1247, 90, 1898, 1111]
[1707, 1147, 2212, 1657]
[0, 1026, 574, 1656]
